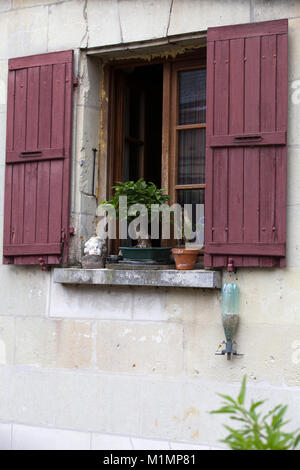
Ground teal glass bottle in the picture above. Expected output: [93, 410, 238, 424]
[221, 283, 239, 358]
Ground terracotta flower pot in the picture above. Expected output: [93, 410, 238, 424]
[172, 248, 199, 270]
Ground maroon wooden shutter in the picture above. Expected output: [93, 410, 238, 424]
[3, 50, 73, 267]
[205, 19, 288, 269]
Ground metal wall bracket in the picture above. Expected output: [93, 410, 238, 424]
[215, 340, 243, 360]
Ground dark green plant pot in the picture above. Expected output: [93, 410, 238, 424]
[119, 247, 172, 263]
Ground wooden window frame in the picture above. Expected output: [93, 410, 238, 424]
[164, 57, 207, 208]
[101, 49, 206, 252]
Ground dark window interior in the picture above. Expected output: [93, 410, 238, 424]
[121, 64, 163, 187]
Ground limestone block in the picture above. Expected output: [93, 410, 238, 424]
[49, 280, 133, 320]
[288, 18, 300, 82]
[288, 83, 300, 146]
[282, 325, 300, 386]
[48, 1, 87, 52]
[0, 423, 11, 450]
[170, 442, 210, 450]
[0, 215, 3, 258]
[0, 7, 48, 59]
[0, 265, 49, 316]
[102, 375, 141, 435]
[0, 367, 108, 430]
[118, 0, 172, 42]
[13, 0, 63, 6]
[0, 60, 8, 113]
[15, 318, 93, 369]
[286, 204, 300, 268]
[165, 288, 221, 324]
[287, 148, 300, 205]
[79, 213, 96, 246]
[0, 1, 11, 12]
[168, 0, 250, 36]
[252, 0, 300, 22]
[0, 165, 4, 217]
[140, 378, 234, 445]
[96, 321, 184, 375]
[87, 0, 122, 48]
[224, 268, 300, 326]
[140, 379, 184, 441]
[12, 424, 90, 450]
[0, 317, 15, 365]
[81, 193, 97, 216]
[0, 112, 7, 165]
[132, 437, 170, 450]
[92, 433, 132, 450]
[76, 106, 100, 195]
[132, 287, 168, 321]
[77, 55, 101, 108]
[184, 322, 284, 385]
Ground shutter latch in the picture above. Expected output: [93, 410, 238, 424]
[38, 258, 50, 271]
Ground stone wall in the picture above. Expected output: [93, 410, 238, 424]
[1, 0, 300, 450]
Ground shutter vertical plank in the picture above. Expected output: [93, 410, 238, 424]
[60, 60, 73, 264]
[228, 38, 245, 266]
[36, 161, 50, 265]
[244, 36, 260, 133]
[276, 34, 288, 132]
[261, 35, 277, 133]
[204, 41, 215, 268]
[36, 161, 50, 244]
[276, 146, 286, 267]
[3, 165, 13, 264]
[11, 163, 25, 260]
[51, 63, 65, 149]
[206, 19, 287, 268]
[23, 162, 38, 264]
[6, 70, 15, 152]
[212, 148, 228, 268]
[3, 71, 15, 264]
[212, 40, 229, 267]
[243, 148, 260, 266]
[276, 34, 288, 267]
[48, 160, 63, 243]
[26, 67, 39, 151]
[3, 50, 73, 265]
[14, 69, 27, 151]
[243, 35, 261, 266]
[38, 65, 52, 149]
[260, 34, 277, 266]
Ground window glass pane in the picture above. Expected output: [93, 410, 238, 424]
[177, 189, 205, 245]
[177, 128, 205, 185]
[178, 69, 206, 125]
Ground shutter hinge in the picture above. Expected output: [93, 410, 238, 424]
[72, 76, 79, 87]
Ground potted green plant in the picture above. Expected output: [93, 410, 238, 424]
[101, 179, 172, 263]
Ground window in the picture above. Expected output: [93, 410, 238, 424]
[107, 50, 206, 249]
[2, 19, 288, 270]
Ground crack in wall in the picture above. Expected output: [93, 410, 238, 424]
[117, 0, 124, 43]
[166, 0, 174, 37]
[81, 0, 89, 49]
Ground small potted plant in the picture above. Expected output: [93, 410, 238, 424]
[101, 179, 172, 263]
[172, 210, 201, 270]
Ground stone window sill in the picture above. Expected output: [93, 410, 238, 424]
[53, 268, 222, 289]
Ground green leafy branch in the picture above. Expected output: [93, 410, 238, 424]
[211, 376, 300, 450]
